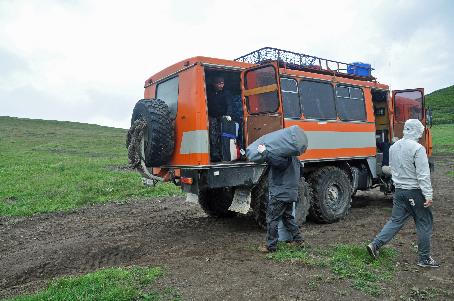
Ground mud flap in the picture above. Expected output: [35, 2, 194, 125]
[228, 187, 251, 214]
[185, 193, 199, 204]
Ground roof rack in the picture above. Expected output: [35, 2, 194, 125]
[234, 47, 375, 81]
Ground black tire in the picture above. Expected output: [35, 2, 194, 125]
[251, 171, 269, 229]
[130, 99, 175, 167]
[295, 177, 312, 225]
[198, 188, 237, 218]
[251, 171, 312, 229]
[308, 166, 352, 223]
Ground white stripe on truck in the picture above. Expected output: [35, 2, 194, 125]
[180, 130, 209, 154]
[179, 130, 376, 154]
[305, 131, 376, 149]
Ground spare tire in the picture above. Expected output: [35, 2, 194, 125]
[130, 99, 175, 167]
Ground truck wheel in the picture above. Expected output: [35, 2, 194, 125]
[309, 166, 352, 223]
[198, 188, 237, 218]
[251, 171, 312, 229]
[251, 172, 269, 229]
[295, 177, 312, 225]
[129, 99, 175, 167]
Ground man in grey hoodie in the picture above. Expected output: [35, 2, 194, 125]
[367, 119, 439, 268]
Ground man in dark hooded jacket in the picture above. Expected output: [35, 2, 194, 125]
[257, 144, 304, 252]
[207, 76, 233, 161]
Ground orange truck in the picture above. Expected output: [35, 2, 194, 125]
[127, 47, 433, 228]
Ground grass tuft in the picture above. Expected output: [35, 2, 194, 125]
[5, 266, 181, 301]
[267, 242, 398, 296]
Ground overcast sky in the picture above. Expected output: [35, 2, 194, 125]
[1, 0, 453, 129]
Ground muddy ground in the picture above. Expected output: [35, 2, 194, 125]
[1, 156, 453, 300]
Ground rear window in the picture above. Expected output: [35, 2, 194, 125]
[280, 77, 301, 118]
[299, 80, 336, 120]
[394, 90, 423, 122]
[244, 66, 279, 114]
[335, 85, 366, 121]
[156, 76, 179, 119]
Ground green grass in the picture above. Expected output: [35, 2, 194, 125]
[0, 117, 182, 216]
[425, 85, 454, 125]
[267, 243, 398, 297]
[431, 124, 454, 154]
[5, 266, 180, 301]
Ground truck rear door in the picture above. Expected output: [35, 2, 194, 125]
[392, 88, 430, 153]
[241, 63, 283, 146]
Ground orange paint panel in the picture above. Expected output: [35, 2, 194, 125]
[280, 68, 389, 91]
[285, 120, 375, 132]
[300, 147, 376, 160]
[149, 56, 252, 84]
[168, 65, 210, 166]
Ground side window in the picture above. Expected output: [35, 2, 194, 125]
[156, 76, 179, 119]
[280, 77, 301, 118]
[335, 85, 366, 121]
[299, 80, 336, 120]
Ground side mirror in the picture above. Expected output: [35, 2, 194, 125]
[426, 107, 433, 128]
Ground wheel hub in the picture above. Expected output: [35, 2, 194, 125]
[327, 184, 341, 208]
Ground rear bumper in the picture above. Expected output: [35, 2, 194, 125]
[180, 165, 266, 194]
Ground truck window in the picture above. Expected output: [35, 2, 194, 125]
[299, 80, 336, 120]
[280, 77, 301, 118]
[244, 66, 279, 114]
[335, 85, 366, 121]
[156, 76, 179, 119]
[394, 90, 423, 122]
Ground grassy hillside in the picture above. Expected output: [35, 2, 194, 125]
[431, 124, 454, 154]
[0, 117, 182, 216]
[425, 85, 454, 124]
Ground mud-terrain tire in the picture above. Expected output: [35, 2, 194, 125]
[251, 172, 312, 229]
[198, 188, 237, 218]
[251, 172, 269, 229]
[130, 99, 175, 167]
[309, 166, 352, 223]
[295, 177, 312, 226]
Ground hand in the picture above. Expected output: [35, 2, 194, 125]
[257, 144, 266, 154]
[423, 199, 433, 207]
[224, 115, 232, 121]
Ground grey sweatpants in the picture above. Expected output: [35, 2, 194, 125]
[372, 188, 433, 260]
[266, 197, 303, 250]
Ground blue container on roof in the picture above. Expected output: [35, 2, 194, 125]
[347, 62, 372, 76]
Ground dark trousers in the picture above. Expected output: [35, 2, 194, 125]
[209, 117, 221, 161]
[266, 197, 303, 250]
[372, 189, 433, 261]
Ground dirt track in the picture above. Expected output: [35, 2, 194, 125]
[1, 156, 453, 300]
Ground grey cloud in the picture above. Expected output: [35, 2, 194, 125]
[0, 47, 30, 77]
[0, 84, 138, 128]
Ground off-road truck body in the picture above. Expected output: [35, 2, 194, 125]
[127, 47, 433, 227]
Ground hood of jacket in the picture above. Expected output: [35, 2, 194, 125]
[403, 119, 424, 141]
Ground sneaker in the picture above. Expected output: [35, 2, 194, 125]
[258, 245, 276, 253]
[366, 243, 379, 259]
[417, 257, 440, 268]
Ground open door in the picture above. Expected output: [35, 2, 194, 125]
[392, 88, 429, 151]
[241, 63, 283, 146]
